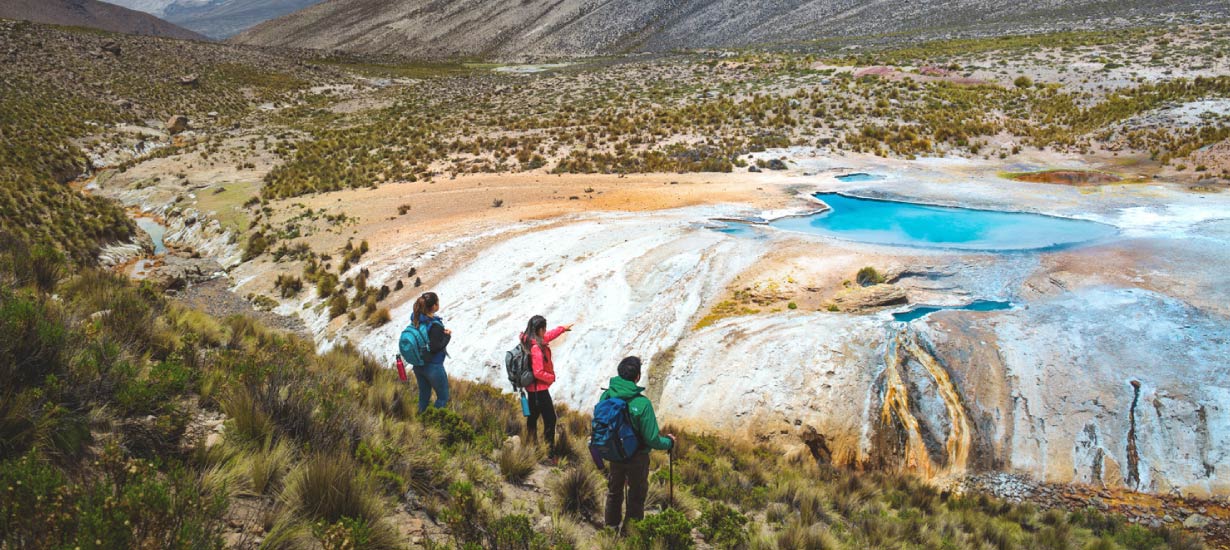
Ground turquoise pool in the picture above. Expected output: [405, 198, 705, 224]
[136, 218, 167, 255]
[767, 193, 1117, 251]
[893, 300, 1012, 322]
[835, 173, 883, 182]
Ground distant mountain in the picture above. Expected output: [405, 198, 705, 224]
[229, 0, 1228, 60]
[0, 0, 207, 41]
[102, 0, 324, 38]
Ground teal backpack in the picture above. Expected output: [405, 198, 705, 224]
[398, 317, 438, 367]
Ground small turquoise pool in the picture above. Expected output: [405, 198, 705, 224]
[136, 218, 167, 255]
[893, 300, 1012, 322]
[836, 173, 883, 182]
[768, 193, 1116, 251]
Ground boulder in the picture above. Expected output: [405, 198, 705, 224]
[766, 158, 788, 170]
[165, 115, 189, 134]
[178, 74, 198, 86]
[147, 256, 223, 290]
[748, 165, 762, 173]
[1184, 514, 1211, 529]
[100, 41, 120, 57]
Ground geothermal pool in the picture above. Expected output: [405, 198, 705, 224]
[135, 217, 167, 255]
[768, 193, 1118, 251]
[892, 300, 1013, 322]
[835, 172, 884, 182]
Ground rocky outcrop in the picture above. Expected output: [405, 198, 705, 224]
[142, 255, 224, 289]
[165, 114, 189, 134]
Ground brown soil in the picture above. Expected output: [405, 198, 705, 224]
[1009, 170, 1122, 185]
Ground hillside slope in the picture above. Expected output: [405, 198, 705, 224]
[0, 0, 206, 41]
[230, 0, 1228, 59]
[103, 0, 325, 39]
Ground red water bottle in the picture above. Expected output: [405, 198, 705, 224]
[395, 355, 408, 381]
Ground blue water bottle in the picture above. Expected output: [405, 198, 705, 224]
[520, 390, 531, 417]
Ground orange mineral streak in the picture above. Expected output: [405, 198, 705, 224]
[879, 331, 972, 478]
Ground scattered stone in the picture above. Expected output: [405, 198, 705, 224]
[100, 41, 120, 56]
[166, 115, 189, 134]
[1183, 513, 1211, 529]
[179, 74, 199, 86]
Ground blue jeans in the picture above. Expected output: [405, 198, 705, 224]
[412, 363, 450, 412]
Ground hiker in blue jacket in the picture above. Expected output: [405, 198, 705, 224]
[411, 292, 451, 412]
[600, 356, 675, 530]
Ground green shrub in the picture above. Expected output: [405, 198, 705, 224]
[439, 481, 495, 547]
[0, 448, 226, 549]
[700, 501, 750, 549]
[419, 407, 476, 447]
[855, 266, 884, 286]
[243, 231, 269, 261]
[489, 513, 554, 549]
[625, 508, 694, 549]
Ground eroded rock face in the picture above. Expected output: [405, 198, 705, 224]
[931, 287, 1230, 497]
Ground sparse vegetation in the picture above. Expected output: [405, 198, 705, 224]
[856, 266, 885, 286]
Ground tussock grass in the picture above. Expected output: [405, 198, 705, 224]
[496, 439, 541, 484]
[551, 464, 604, 520]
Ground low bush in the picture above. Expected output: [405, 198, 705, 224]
[420, 406, 476, 447]
[856, 266, 885, 286]
[700, 501, 751, 549]
[624, 508, 695, 549]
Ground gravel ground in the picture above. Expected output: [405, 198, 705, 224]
[174, 277, 308, 335]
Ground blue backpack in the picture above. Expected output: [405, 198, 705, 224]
[591, 397, 640, 462]
[398, 318, 437, 367]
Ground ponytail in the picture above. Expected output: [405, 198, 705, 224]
[521, 315, 547, 349]
[412, 292, 439, 327]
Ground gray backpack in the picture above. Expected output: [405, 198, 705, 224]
[504, 343, 535, 389]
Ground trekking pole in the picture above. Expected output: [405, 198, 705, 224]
[668, 444, 674, 510]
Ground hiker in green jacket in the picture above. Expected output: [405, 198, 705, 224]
[601, 356, 675, 530]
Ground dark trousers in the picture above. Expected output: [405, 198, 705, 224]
[605, 451, 651, 529]
[525, 389, 556, 454]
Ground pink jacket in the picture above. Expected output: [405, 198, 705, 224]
[521, 326, 567, 392]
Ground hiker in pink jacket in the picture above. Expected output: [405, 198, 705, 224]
[519, 315, 572, 461]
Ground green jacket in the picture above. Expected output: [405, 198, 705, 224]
[599, 376, 673, 453]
